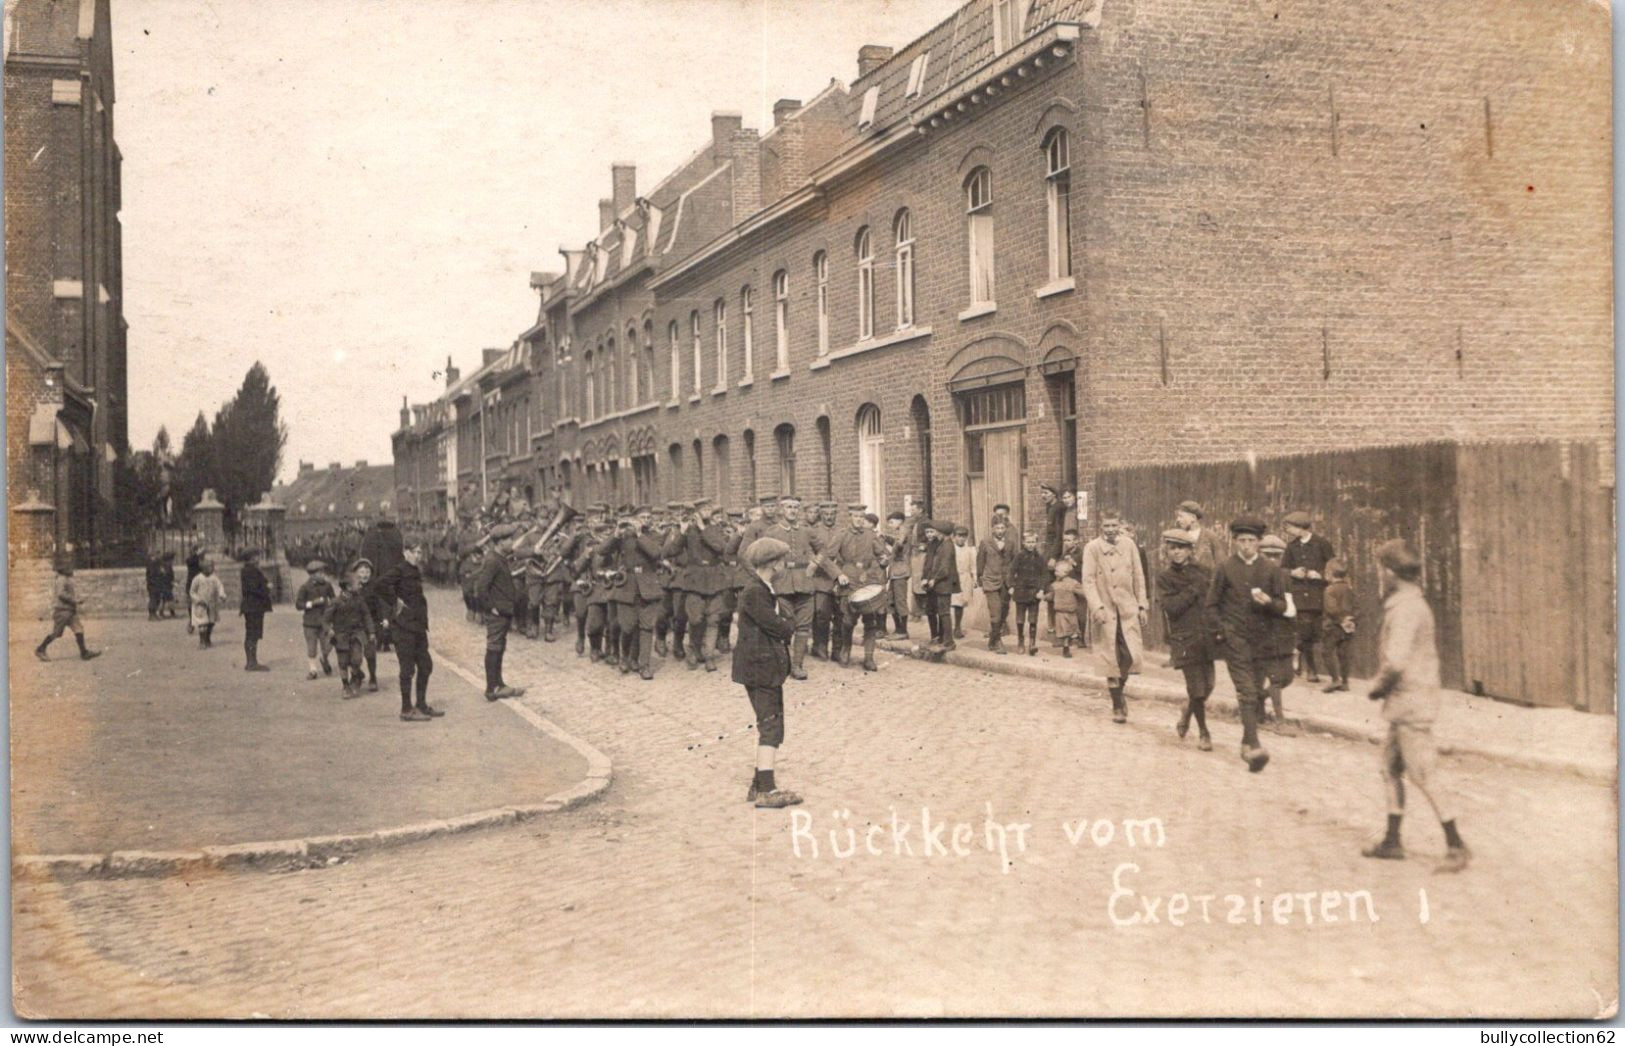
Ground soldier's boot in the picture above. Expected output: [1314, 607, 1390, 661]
[789, 634, 809, 680]
[638, 628, 656, 679]
[543, 618, 556, 643]
[810, 613, 829, 660]
[862, 632, 878, 673]
[838, 626, 855, 666]
[714, 617, 732, 653]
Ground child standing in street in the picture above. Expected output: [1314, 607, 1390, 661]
[951, 526, 976, 640]
[189, 557, 226, 649]
[1049, 559, 1085, 658]
[1010, 532, 1050, 656]
[734, 537, 801, 809]
[325, 565, 377, 698]
[1321, 558, 1355, 692]
[295, 560, 337, 679]
[35, 558, 101, 662]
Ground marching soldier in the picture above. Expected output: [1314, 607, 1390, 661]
[662, 502, 693, 662]
[821, 503, 891, 672]
[616, 504, 667, 681]
[473, 523, 527, 700]
[606, 508, 638, 672]
[715, 510, 744, 654]
[583, 523, 616, 662]
[764, 494, 820, 680]
[678, 498, 731, 671]
[808, 501, 840, 661]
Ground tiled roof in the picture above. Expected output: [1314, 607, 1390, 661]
[272, 464, 397, 520]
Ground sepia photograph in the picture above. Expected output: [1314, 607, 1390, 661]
[4, 0, 1618, 1023]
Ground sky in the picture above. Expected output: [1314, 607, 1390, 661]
[113, 0, 964, 484]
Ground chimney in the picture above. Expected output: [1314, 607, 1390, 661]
[611, 163, 637, 217]
[329, 462, 342, 471]
[711, 110, 743, 163]
[445, 355, 460, 388]
[857, 44, 894, 79]
[773, 98, 802, 126]
[298, 461, 313, 474]
[598, 198, 615, 233]
[731, 128, 762, 221]
[483, 347, 505, 366]
[355, 460, 368, 468]
[399, 396, 410, 431]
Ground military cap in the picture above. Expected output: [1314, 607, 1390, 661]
[1284, 510, 1313, 528]
[588, 502, 609, 513]
[727, 510, 746, 521]
[693, 496, 713, 507]
[633, 504, 652, 515]
[744, 536, 790, 569]
[667, 501, 689, 512]
[1376, 539, 1422, 580]
[1178, 500, 1204, 518]
[758, 495, 778, 506]
[1259, 534, 1288, 553]
[846, 502, 868, 513]
[1229, 515, 1266, 537]
[778, 493, 802, 504]
[818, 500, 837, 509]
[1161, 529, 1195, 547]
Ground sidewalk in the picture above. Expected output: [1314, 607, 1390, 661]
[878, 621, 1617, 783]
[10, 609, 588, 857]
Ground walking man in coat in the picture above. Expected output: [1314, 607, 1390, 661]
[1079, 511, 1148, 723]
[734, 537, 802, 809]
[474, 524, 527, 699]
[1362, 539, 1470, 872]
[976, 517, 1017, 654]
[1158, 530, 1214, 749]
[239, 549, 273, 672]
[1282, 510, 1336, 682]
[1205, 515, 1288, 773]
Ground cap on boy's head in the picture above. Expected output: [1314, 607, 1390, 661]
[1063, 527, 1078, 537]
[306, 559, 327, 573]
[1178, 500, 1203, 518]
[1325, 557, 1348, 579]
[1376, 539, 1422, 580]
[1229, 515, 1266, 537]
[1039, 483, 1060, 496]
[886, 511, 905, 522]
[993, 503, 1010, 514]
[953, 525, 969, 537]
[1161, 529, 1194, 547]
[744, 537, 790, 570]
[1284, 510, 1313, 529]
[1259, 534, 1287, 553]
[1100, 509, 1122, 523]
[865, 512, 879, 526]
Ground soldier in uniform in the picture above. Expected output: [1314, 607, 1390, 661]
[616, 504, 667, 680]
[675, 499, 730, 671]
[606, 509, 638, 673]
[821, 502, 891, 672]
[660, 502, 691, 661]
[764, 494, 819, 680]
[583, 523, 616, 662]
[1205, 514, 1287, 773]
[808, 501, 840, 661]
[1158, 529, 1215, 751]
[473, 524, 527, 700]
[715, 510, 744, 654]
[538, 521, 578, 643]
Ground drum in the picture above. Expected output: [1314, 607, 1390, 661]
[848, 583, 888, 615]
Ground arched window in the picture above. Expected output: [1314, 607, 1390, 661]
[667, 320, 681, 402]
[1043, 128, 1072, 280]
[642, 320, 656, 406]
[743, 428, 758, 503]
[584, 349, 596, 420]
[855, 227, 875, 341]
[605, 336, 618, 415]
[965, 167, 995, 306]
[772, 270, 789, 373]
[627, 325, 640, 406]
[690, 310, 702, 396]
[667, 442, 684, 502]
[814, 250, 829, 356]
[713, 299, 728, 391]
[894, 208, 915, 329]
[856, 404, 885, 514]
[713, 434, 731, 507]
[740, 286, 754, 382]
[775, 423, 797, 496]
[691, 437, 705, 500]
[815, 415, 833, 499]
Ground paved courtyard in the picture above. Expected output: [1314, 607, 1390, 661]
[12, 588, 1617, 1019]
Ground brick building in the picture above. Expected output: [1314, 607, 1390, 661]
[396, 0, 1610, 542]
[271, 461, 398, 543]
[5, 0, 130, 558]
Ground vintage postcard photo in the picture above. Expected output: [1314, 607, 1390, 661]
[4, 0, 1617, 1022]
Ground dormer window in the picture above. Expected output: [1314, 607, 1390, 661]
[993, 0, 1029, 53]
[858, 86, 879, 130]
[905, 51, 930, 98]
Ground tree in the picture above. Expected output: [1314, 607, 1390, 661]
[174, 412, 215, 516]
[211, 362, 289, 527]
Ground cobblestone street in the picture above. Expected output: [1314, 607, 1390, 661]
[13, 590, 1616, 1019]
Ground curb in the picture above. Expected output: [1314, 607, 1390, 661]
[877, 638, 1615, 785]
[13, 645, 613, 884]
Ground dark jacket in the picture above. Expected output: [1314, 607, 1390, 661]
[1010, 549, 1051, 604]
[360, 520, 406, 580]
[374, 560, 429, 634]
[475, 551, 520, 615]
[679, 523, 730, 596]
[1323, 579, 1356, 636]
[618, 529, 668, 601]
[1043, 500, 1069, 561]
[1282, 533, 1336, 611]
[731, 574, 794, 687]
[295, 576, 336, 628]
[1205, 553, 1288, 660]
[921, 536, 961, 597]
[239, 563, 274, 615]
[976, 537, 1016, 592]
[1156, 560, 1214, 669]
[324, 588, 375, 638]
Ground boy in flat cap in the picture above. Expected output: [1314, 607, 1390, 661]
[1282, 510, 1336, 683]
[35, 556, 101, 662]
[325, 563, 377, 698]
[1174, 500, 1225, 572]
[295, 560, 337, 678]
[1009, 531, 1050, 655]
[1320, 559, 1355, 692]
[1258, 534, 1302, 734]
[1364, 539, 1469, 872]
[1158, 529, 1215, 749]
[734, 537, 802, 808]
[919, 519, 961, 651]
[1080, 511, 1148, 723]
[1205, 515, 1287, 772]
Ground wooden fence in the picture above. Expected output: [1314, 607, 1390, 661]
[1095, 441, 1614, 713]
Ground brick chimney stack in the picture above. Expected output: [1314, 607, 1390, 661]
[598, 198, 615, 233]
[399, 396, 410, 430]
[773, 98, 802, 126]
[611, 163, 637, 217]
[731, 127, 762, 221]
[711, 111, 743, 164]
[445, 356, 460, 388]
[857, 45, 894, 78]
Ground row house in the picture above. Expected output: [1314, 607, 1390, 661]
[398, 0, 1609, 543]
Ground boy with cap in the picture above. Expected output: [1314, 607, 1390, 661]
[325, 565, 377, 698]
[1258, 534, 1302, 734]
[35, 556, 101, 662]
[239, 549, 273, 672]
[1174, 500, 1226, 572]
[976, 517, 1016, 654]
[1009, 532, 1050, 655]
[1320, 559, 1355, 692]
[1205, 515, 1288, 772]
[884, 511, 913, 638]
[735, 536, 803, 808]
[1282, 510, 1336, 682]
[1080, 511, 1148, 723]
[374, 539, 443, 721]
[1158, 529, 1215, 750]
[1363, 539, 1469, 872]
[295, 561, 337, 678]
[951, 526, 976, 640]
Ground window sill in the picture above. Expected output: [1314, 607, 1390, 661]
[737, 376, 754, 389]
[770, 368, 792, 381]
[688, 394, 702, 405]
[1035, 276, 1076, 300]
[809, 358, 831, 371]
[824, 325, 934, 364]
[555, 416, 581, 428]
[666, 399, 681, 410]
[711, 387, 728, 398]
[958, 302, 997, 322]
